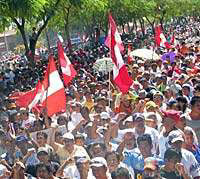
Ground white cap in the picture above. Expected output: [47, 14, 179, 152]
[90, 157, 108, 168]
[62, 132, 74, 140]
[100, 112, 110, 120]
[168, 130, 184, 144]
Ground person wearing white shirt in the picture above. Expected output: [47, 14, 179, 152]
[168, 130, 200, 178]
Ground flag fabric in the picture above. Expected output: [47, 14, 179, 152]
[155, 26, 171, 49]
[9, 90, 35, 108]
[105, 21, 124, 53]
[28, 81, 44, 110]
[108, 14, 133, 94]
[29, 56, 66, 117]
[57, 40, 77, 86]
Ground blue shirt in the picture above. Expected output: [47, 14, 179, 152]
[123, 151, 164, 178]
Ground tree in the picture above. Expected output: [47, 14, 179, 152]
[0, 0, 61, 64]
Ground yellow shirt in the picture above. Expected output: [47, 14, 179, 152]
[56, 144, 90, 165]
[84, 100, 94, 111]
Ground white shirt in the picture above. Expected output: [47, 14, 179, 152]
[158, 129, 169, 159]
[181, 148, 200, 177]
[63, 165, 95, 179]
[133, 126, 159, 155]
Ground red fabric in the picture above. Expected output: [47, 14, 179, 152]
[114, 65, 133, 93]
[57, 41, 77, 86]
[10, 90, 35, 108]
[162, 110, 180, 122]
[155, 26, 162, 46]
[42, 56, 66, 116]
[155, 26, 171, 49]
[105, 18, 124, 53]
[108, 14, 133, 94]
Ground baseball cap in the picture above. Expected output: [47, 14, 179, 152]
[134, 113, 145, 122]
[123, 116, 134, 124]
[76, 157, 89, 164]
[162, 110, 181, 122]
[37, 147, 49, 155]
[62, 132, 74, 140]
[100, 112, 110, 120]
[182, 83, 191, 90]
[144, 157, 158, 170]
[90, 157, 107, 168]
[168, 130, 184, 144]
[145, 101, 157, 109]
[15, 135, 28, 143]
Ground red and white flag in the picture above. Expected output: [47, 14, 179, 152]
[9, 89, 35, 108]
[105, 20, 124, 53]
[155, 26, 171, 49]
[108, 14, 133, 94]
[29, 56, 66, 116]
[57, 41, 77, 86]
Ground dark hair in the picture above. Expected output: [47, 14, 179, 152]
[164, 148, 182, 162]
[190, 96, 200, 106]
[36, 162, 52, 174]
[111, 167, 131, 179]
[36, 131, 48, 140]
[194, 84, 200, 91]
[176, 96, 188, 104]
[105, 151, 120, 162]
[137, 134, 152, 146]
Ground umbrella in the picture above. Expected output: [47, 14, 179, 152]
[162, 52, 176, 63]
[93, 57, 114, 73]
[130, 49, 160, 60]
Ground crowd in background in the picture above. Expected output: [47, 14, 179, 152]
[0, 17, 200, 179]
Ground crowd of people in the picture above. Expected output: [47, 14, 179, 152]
[0, 17, 200, 179]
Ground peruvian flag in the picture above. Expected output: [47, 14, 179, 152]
[105, 20, 124, 53]
[29, 56, 66, 116]
[155, 26, 171, 49]
[57, 40, 77, 86]
[9, 89, 36, 108]
[108, 14, 133, 94]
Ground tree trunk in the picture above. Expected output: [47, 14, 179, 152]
[64, 7, 72, 52]
[45, 28, 51, 51]
[12, 18, 29, 54]
[134, 19, 137, 31]
[145, 17, 155, 35]
[139, 18, 145, 36]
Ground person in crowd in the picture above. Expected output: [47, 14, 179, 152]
[160, 148, 189, 179]
[168, 130, 200, 178]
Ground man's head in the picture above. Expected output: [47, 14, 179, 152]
[143, 157, 160, 179]
[90, 157, 108, 179]
[111, 167, 131, 179]
[168, 130, 184, 151]
[162, 110, 179, 131]
[62, 132, 75, 150]
[75, 157, 90, 175]
[36, 163, 52, 179]
[105, 151, 120, 173]
[88, 142, 106, 158]
[36, 131, 48, 147]
[191, 96, 200, 114]
[153, 91, 164, 106]
[164, 148, 182, 171]
[133, 113, 145, 133]
[37, 147, 49, 163]
[137, 134, 153, 158]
